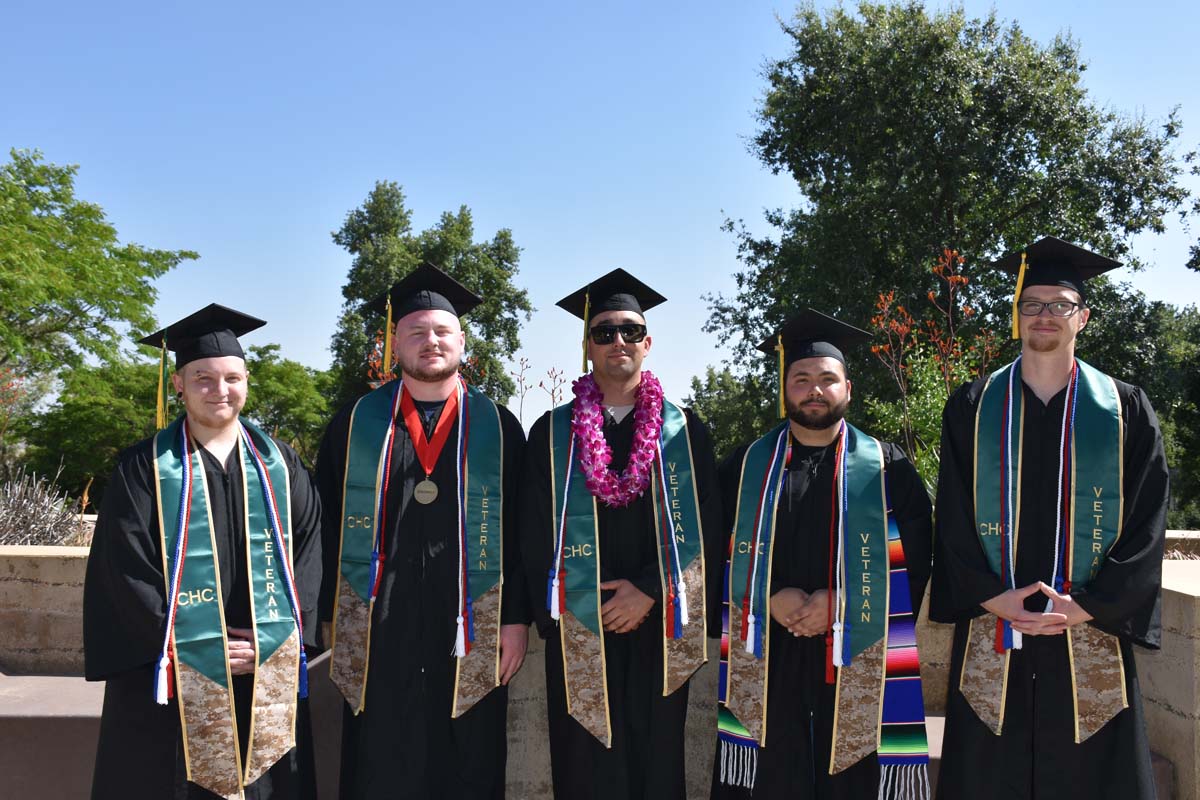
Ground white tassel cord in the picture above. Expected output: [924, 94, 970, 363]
[744, 428, 788, 656]
[1003, 363, 1023, 651]
[549, 430, 576, 622]
[154, 419, 192, 705]
[832, 421, 848, 667]
[453, 380, 468, 658]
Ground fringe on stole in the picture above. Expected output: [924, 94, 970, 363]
[878, 763, 931, 800]
[718, 739, 758, 790]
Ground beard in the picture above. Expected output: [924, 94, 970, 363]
[786, 395, 849, 430]
[399, 352, 460, 383]
[1024, 332, 1063, 353]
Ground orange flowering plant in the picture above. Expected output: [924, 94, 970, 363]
[865, 250, 1001, 492]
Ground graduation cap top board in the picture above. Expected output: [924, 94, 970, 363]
[757, 308, 872, 418]
[556, 268, 667, 372]
[137, 303, 266, 370]
[993, 237, 1121, 339]
[363, 262, 483, 320]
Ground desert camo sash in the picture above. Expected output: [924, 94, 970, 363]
[153, 417, 304, 799]
[330, 379, 505, 718]
[546, 398, 706, 747]
[718, 422, 930, 797]
[966, 357, 1127, 742]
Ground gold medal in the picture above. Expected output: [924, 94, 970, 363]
[413, 478, 439, 504]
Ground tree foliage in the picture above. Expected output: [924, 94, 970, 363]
[242, 344, 330, 466]
[684, 366, 773, 464]
[0, 149, 197, 374]
[22, 359, 162, 504]
[701, 3, 1194, 484]
[328, 182, 532, 409]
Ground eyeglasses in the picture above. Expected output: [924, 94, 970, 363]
[589, 323, 648, 344]
[1017, 300, 1082, 318]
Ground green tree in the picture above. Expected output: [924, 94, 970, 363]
[22, 359, 162, 504]
[684, 366, 773, 463]
[0, 149, 197, 373]
[242, 344, 331, 466]
[329, 182, 532, 409]
[702, 2, 1190, 459]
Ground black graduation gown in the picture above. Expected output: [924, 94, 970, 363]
[315, 396, 531, 800]
[518, 405, 723, 800]
[931, 376, 1168, 800]
[84, 433, 323, 800]
[708, 435, 933, 800]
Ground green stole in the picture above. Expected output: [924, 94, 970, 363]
[964, 357, 1127, 742]
[153, 417, 301, 800]
[329, 379, 506, 719]
[722, 422, 898, 773]
[549, 398, 706, 747]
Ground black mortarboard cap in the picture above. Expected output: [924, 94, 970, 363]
[555, 268, 667, 322]
[756, 308, 872, 368]
[137, 303, 266, 369]
[993, 237, 1121, 301]
[363, 262, 483, 320]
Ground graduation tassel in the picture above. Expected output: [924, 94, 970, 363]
[454, 612, 467, 657]
[743, 611, 757, 655]
[1010, 252, 1028, 340]
[155, 654, 171, 705]
[678, 584, 689, 626]
[580, 290, 591, 374]
[775, 334, 786, 418]
[832, 620, 845, 667]
[382, 294, 394, 379]
[155, 337, 170, 430]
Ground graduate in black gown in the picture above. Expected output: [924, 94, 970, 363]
[709, 310, 933, 800]
[84, 306, 322, 800]
[519, 270, 723, 800]
[931, 239, 1169, 800]
[316, 265, 530, 800]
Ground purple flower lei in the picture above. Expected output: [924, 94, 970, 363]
[570, 371, 664, 508]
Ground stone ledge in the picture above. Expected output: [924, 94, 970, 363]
[1137, 560, 1200, 800]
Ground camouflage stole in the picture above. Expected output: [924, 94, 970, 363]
[153, 418, 302, 799]
[966, 357, 1127, 742]
[546, 398, 706, 747]
[329, 379, 505, 718]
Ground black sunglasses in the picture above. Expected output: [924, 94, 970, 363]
[589, 323, 648, 345]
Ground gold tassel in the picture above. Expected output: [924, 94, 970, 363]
[775, 334, 786, 418]
[382, 293, 394, 379]
[155, 338, 169, 430]
[581, 291, 591, 374]
[1011, 252, 1028, 340]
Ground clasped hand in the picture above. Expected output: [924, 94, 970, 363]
[769, 587, 830, 637]
[227, 627, 256, 675]
[600, 579, 655, 634]
[981, 582, 1093, 636]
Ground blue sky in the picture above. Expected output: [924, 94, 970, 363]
[3, 0, 1197, 424]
